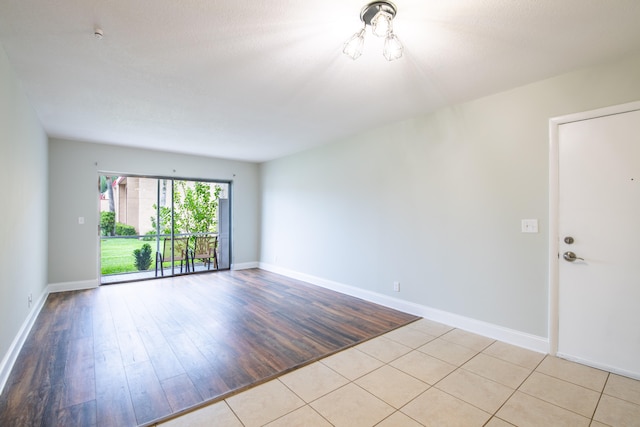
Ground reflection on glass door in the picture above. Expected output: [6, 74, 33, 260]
[99, 175, 230, 284]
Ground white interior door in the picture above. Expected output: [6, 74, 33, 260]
[557, 107, 640, 379]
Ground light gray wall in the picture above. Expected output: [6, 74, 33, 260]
[48, 139, 260, 285]
[260, 53, 640, 338]
[0, 44, 48, 360]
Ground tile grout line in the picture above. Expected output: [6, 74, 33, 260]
[322, 347, 430, 427]
[271, 374, 341, 426]
[273, 336, 434, 426]
[365, 328, 500, 423]
[498, 354, 607, 424]
[485, 351, 549, 425]
[382, 329, 569, 426]
[160, 322, 640, 427]
[426, 341, 505, 424]
[222, 400, 246, 427]
[590, 372, 611, 425]
[368, 327, 494, 425]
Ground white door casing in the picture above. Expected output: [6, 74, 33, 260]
[549, 101, 640, 379]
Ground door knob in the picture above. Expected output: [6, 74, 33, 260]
[563, 251, 584, 262]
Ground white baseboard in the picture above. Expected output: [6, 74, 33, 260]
[2, 279, 98, 394]
[259, 263, 549, 354]
[47, 279, 99, 293]
[2, 265, 549, 396]
[0, 289, 48, 395]
[557, 352, 640, 381]
[231, 261, 259, 270]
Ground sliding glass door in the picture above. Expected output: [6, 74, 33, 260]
[99, 175, 230, 284]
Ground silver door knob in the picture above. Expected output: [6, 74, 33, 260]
[563, 251, 584, 262]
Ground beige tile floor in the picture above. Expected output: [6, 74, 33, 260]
[159, 319, 640, 427]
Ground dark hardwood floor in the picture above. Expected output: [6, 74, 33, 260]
[0, 269, 419, 426]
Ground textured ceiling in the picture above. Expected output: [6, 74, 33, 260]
[1, 0, 640, 162]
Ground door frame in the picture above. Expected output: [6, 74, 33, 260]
[97, 172, 233, 284]
[548, 100, 640, 356]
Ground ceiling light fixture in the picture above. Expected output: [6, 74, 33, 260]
[343, 1, 403, 61]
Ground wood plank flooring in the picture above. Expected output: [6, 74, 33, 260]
[0, 269, 419, 426]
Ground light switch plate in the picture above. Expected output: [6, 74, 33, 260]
[521, 219, 538, 233]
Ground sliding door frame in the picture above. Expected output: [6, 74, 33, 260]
[98, 171, 232, 284]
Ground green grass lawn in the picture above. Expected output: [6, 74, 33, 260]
[100, 238, 159, 275]
[101, 237, 209, 276]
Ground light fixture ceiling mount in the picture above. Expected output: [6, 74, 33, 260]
[360, 1, 397, 27]
[343, 1, 403, 61]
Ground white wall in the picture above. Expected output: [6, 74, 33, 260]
[0, 44, 48, 368]
[48, 139, 260, 286]
[260, 53, 640, 339]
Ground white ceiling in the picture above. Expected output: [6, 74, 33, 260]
[1, 1, 640, 162]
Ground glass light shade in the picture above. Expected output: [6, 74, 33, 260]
[343, 28, 366, 60]
[383, 33, 403, 61]
[371, 10, 393, 37]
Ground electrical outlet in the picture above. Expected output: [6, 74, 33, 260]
[393, 281, 400, 292]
